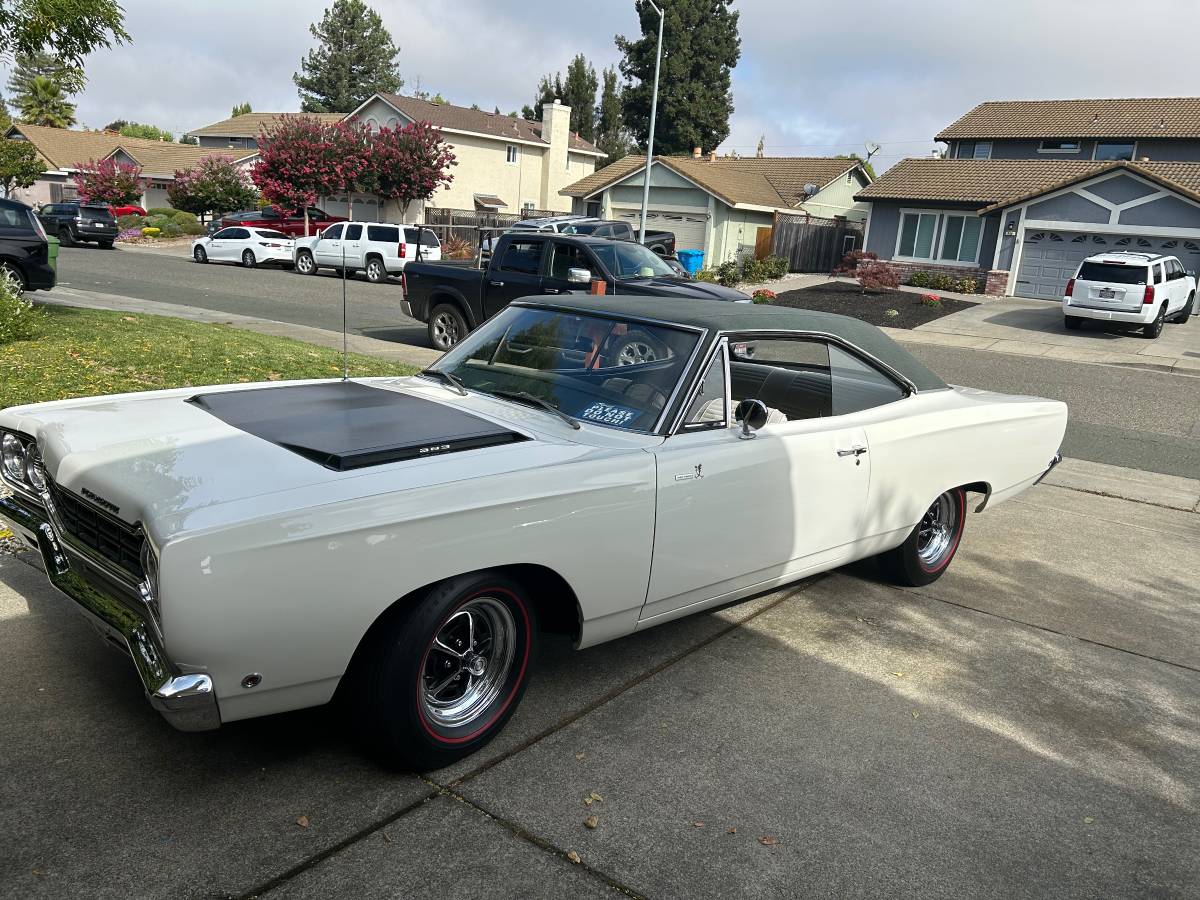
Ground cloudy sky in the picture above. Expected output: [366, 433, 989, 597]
[20, 0, 1200, 172]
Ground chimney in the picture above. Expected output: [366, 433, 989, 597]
[692, 146, 702, 159]
[709, 151, 717, 163]
[539, 98, 571, 209]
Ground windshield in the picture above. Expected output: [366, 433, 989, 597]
[589, 242, 675, 279]
[430, 306, 702, 432]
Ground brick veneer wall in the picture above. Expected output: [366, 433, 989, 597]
[872, 260, 1009, 296]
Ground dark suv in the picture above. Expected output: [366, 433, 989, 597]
[0, 197, 56, 291]
[38, 201, 118, 248]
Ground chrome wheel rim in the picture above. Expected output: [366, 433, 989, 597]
[916, 493, 957, 568]
[297, 254, 312, 273]
[420, 597, 516, 729]
[243, 250, 254, 266]
[617, 341, 656, 366]
[432, 311, 460, 348]
[368, 261, 383, 280]
[194, 247, 205, 262]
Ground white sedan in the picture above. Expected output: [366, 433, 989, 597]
[192, 226, 295, 268]
[0, 296, 1066, 770]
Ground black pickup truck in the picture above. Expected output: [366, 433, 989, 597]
[403, 232, 747, 350]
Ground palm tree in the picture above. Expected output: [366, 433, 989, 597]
[16, 76, 76, 128]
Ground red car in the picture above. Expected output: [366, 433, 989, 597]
[110, 203, 147, 217]
[217, 205, 346, 237]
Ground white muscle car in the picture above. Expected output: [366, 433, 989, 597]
[0, 296, 1066, 769]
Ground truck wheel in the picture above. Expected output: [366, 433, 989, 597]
[878, 488, 966, 587]
[351, 571, 537, 771]
[428, 303, 468, 351]
[57, 227, 74, 247]
[295, 250, 317, 275]
[365, 258, 387, 284]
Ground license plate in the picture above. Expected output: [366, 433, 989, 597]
[1098, 287, 1115, 299]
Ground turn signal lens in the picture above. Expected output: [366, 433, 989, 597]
[1144, 284, 1155, 305]
[1065, 278, 1075, 297]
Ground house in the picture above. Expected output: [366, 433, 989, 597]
[857, 98, 1200, 297]
[185, 95, 605, 221]
[5, 123, 248, 209]
[185, 112, 343, 150]
[561, 151, 872, 265]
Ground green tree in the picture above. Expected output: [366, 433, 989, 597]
[0, 139, 45, 197]
[119, 122, 173, 142]
[837, 153, 876, 181]
[293, 0, 402, 113]
[231, 101, 252, 117]
[617, 0, 741, 155]
[0, 91, 11, 134]
[167, 155, 259, 217]
[0, 1, 127, 69]
[521, 56, 597, 141]
[102, 118, 128, 132]
[7, 49, 86, 97]
[16, 75, 75, 127]
[178, 134, 198, 145]
[521, 73, 562, 122]
[595, 67, 631, 161]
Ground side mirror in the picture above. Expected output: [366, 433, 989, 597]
[567, 267, 592, 284]
[734, 399, 769, 439]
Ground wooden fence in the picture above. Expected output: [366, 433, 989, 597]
[771, 214, 864, 273]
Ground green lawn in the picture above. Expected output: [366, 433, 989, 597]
[1, 306, 417, 407]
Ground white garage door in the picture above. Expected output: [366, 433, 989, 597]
[613, 208, 708, 253]
[1018, 230, 1200, 299]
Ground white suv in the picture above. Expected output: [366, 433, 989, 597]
[1064, 251, 1196, 339]
[293, 222, 441, 283]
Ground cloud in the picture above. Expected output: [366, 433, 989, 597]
[7, 0, 1199, 172]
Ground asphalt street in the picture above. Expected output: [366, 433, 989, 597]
[51, 245, 1200, 478]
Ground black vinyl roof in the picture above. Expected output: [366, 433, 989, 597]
[514, 295, 949, 392]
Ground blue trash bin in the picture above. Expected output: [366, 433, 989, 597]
[676, 249, 704, 275]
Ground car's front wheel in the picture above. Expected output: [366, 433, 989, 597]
[1143, 302, 1167, 339]
[295, 250, 317, 275]
[194, 245, 208, 264]
[57, 227, 73, 247]
[352, 572, 537, 770]
[878, 488, 966, 587]
[428, 303, 468, 351]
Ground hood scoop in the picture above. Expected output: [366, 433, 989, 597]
[188, 381, 524, 471]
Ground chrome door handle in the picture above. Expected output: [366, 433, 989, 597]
[837, 445, 867, 457]
[489, 280, 505, 287]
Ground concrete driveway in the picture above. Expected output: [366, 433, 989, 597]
[1, 458, 1196, 899]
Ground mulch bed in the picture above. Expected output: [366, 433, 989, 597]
[770, 281, 978, 329]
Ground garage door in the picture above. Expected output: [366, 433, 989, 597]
[613, 208, 708, 253]
[1017, 230, 1200, 299]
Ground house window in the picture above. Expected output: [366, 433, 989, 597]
[1094, 142, 1136, 161]
[1039, 140, 1081, 153]
[506, 145, 519, 164]
[897, 212, 938, 259]
[896, 211, 983, 264]
[939, 215, 983, 263]
[971, 141, 992, 159]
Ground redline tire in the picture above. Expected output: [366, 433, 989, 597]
[879, 488, 966, 587]
[352, 572, 537, 771]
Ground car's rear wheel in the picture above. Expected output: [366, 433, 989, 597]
[1, 262, 27, 292]
[428, 303, 468, 351]
[365, 258, 387, 284]
[1143, 302, 1166, 339]
[295, 250, 316, 275]
[194, 245, 208, 264]
[1064, 315, 1082, 330]
[351, 572, 536, 771]
[878, 488, 966, 587]
[57, 227, 73, 247]
[241, 248, 256, 268]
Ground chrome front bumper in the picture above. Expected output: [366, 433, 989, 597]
[0, 493, 220, 731]
[1033, 451, 1063, 486]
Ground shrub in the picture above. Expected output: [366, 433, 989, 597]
[170, 210, 199, 226]
[920, 293, 943, 307]
[146, 207, 176, 217]
[141, 227, 160, 236]
[144, 213, 173, 231]
[761, 255, 789, 279]
[740, 257, 770, 284]
[833, 249, 877, 275]
[856, 262, 900, 292]
[159, 222, 183, 238]
[443, 235, 474, 260]
[714, 259, 741, 287]
[116, 214, 145, 231]
[117, 228, 142, 242]
[907, 271, 934, 288]
[955, 276, 980, 294]
[180, 221, 204, 236]
[694, 268, 718, 283]
[0, 271, 42, 344]
[751, 288, 776, 304]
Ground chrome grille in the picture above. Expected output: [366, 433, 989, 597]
[46, 479, 144, 580]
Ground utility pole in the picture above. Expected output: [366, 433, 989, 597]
[638, 0, 664, 244]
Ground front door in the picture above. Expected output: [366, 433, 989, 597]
[542, 240, 596, 295]
[643, 339, 873, 623]
[483, 237, 545, 319]
[314, 223, 344, 266]
[342, 223, 363, 268]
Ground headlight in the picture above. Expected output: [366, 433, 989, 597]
[2, 433, 27, 483]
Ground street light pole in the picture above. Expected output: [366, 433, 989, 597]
[638, 0, 664, 245]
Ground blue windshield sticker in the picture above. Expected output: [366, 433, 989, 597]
[580, 401, 638, 427]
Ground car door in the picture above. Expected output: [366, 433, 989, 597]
[342, 223, 364, 269]
[541, 240, 597, 295]
[642, 336, 875, 624]
[483, 237, 546, 319]
[314, 223, 344, 266]
[207, 227, 237, 260]
[1168, 259, 1188, 313]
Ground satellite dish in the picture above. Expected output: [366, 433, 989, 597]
[803, 182, 820, 197]
[865, 141, 881, 158]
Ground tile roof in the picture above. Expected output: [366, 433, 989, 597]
[8, 123, 240, 177]
[936, 98, 1200, 140]
[372, 94, 603, 154]
[855, 157, 1200, 210]
[561, 155, 863, 209]
[187, 112, 343, 138]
